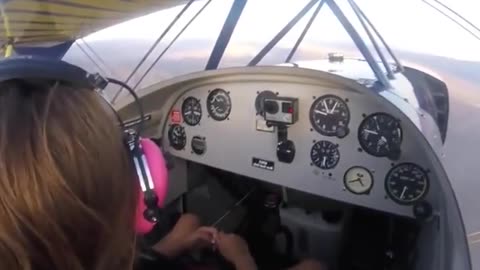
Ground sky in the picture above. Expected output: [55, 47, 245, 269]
[84, 0, 480, 61]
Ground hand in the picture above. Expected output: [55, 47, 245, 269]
[156, 227, 217, 257]
[215, 233, 256, 270]
[182, 226, 218, 251]
[153, 214, 208, 257]
[168, 213, 202, 239]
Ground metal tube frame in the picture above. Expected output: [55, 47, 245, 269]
[348, 0, 394, 79]
[350, 0, 404, 73]
[247, 0, 319, 67]
[205, 0, 247, 70]
[326, 0, 391, 89]
[285, 0, 325, 63]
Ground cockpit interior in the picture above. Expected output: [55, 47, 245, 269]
[118, 65, 468, 270]
[0, 0, 476, 269]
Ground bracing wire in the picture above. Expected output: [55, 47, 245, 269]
[421, 0, 480, 42]
[76, 41, 109, 76]
[111, 0, 195, 104]
[432, 0, 480, 33]
[81, 38, 116, 77]
[285, 0, 325, 63]
[129, 0, 213, 93]
[248, 0, 319, 67]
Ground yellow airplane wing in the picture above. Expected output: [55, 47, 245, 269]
[0, 0, 188, 45]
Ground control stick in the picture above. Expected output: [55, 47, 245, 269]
[276, 125, 295, 163]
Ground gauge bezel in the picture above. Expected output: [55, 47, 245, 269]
[309, 94, 350, 137]
[343, 166, 374, 195]
[168, 124, 186, 150]
[191, 136, 207, 155]
[206, 88, 232, 121]
[385, 162, 430, 205]
[310, 140, 340, 170]
[357, 112, 403, 158]
[182, 96, 202, 126]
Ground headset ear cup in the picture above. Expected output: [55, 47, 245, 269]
[135, 138, 169, 234]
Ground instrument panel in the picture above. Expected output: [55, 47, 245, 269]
[161, 68, 439, 218]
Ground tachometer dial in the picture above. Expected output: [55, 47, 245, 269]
[344, 166, 374, 195]
[168, 124, 186, 150]
[358, 113, 402, 159]
[385, 163, 429, 205]
[310, 140, 340, 170]
[207, 89, 231, 121]
[182, 97, 202, 126]
[310, 95, 350, 138]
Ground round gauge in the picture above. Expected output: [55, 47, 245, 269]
[207, 89, 232, 121]
[310, 140, 340, 170]
[310, 95, 350, 138]
[182, 97, 202, 126]
[168, 124, 186, 150]
[344, 166, 374, 195]
[358, 113, 402, 159]
[385, 163, 429, 205]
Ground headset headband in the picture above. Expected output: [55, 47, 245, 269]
[0, 56, 100, 88]
[0, 56, 143, 130]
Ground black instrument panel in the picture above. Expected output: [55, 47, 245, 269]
[163, 70, 436, 218]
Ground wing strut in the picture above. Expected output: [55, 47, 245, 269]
[285, 0, 325, 63]
[247, 0, 319, 67]
[111, 0, 195, 104]
[349, 0, 404, 73]
[249, 0, 401, 90]
[130, 0, 213, 93]
[348, 0, 395, 79]
[205, 0, 247, 70]
[326, 0, 391, 89]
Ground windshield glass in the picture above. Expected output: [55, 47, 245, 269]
[60, 0, 479, 101]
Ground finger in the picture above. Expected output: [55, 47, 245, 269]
[197, 226, 218, 236]
[195, 232, 222, 248]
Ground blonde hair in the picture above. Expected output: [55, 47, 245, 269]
[0, 80, 138, 270]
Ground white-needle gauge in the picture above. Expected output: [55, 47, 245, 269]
[182, 96, 202, 126]
[309, 94, 350, 138]
[207, 88, 231, 121]
[344, 166, 374, 195]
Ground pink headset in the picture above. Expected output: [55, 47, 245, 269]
[100, 80, 170, 235]
[106, 80, 170, 235]
[133, 138, 169, 234]
[0, 57, 169, 235]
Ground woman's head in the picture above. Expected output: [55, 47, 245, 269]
[0, 79, 137, 270]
